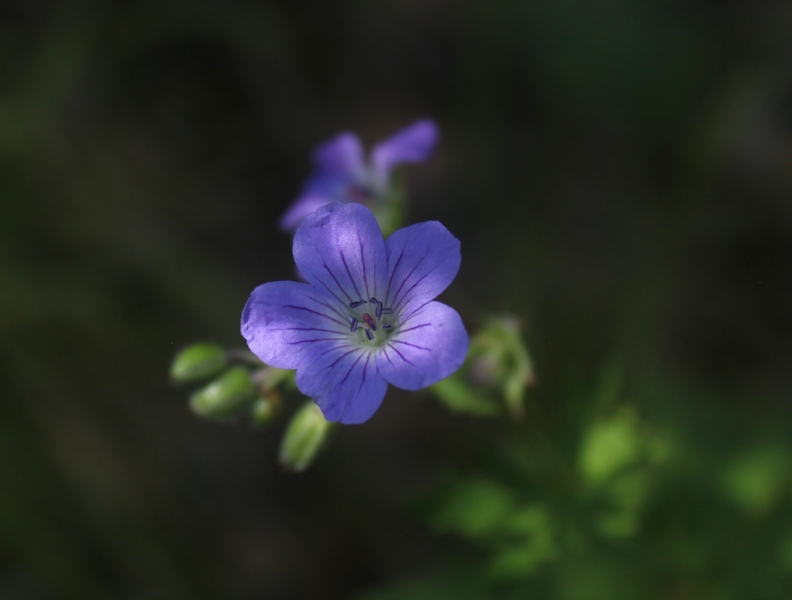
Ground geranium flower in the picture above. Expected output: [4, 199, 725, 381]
[279, 120, 439, 232]
[243, 202, 468, 424]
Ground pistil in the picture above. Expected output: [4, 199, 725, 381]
[346, 296, 394, 344]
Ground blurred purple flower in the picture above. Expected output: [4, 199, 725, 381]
[280, 120, 439, 231]
[243, 202, 468, 424]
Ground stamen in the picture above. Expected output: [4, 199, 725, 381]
[346, 316, 358, 332]
[375, 299, 384, 318]
[380, 308, 393, 315]
[362, 314, 377, 331]
[382, 324, 392, 329]
[348, 300, 367, 309]
[365, 329, 373, 341]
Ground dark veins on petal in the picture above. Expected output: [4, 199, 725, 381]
[384, 246, 406, 305]
[340, 250, 364, 301]
[358, 230, 371, 301]
[329, 347, 359, 370]
[339, 352, 364, 388]
[383, 344, 416, 367]
[390, 251, 432, 312]
[321, 262, 355, 304]
[393, 263, 442, 313]
[396, 298, 434, 325]
[394, 322, 431, 335]
[308, 295, 348, 322]
[391, 339, 430, 352]
[387, 343, 417, 366]
[284, 304, 346, 327]
[289, 338, 349, 345]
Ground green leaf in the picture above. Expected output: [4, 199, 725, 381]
[579, 408, 642, 485]
[720, 442, 791, 515]
[489, 505, 558, 579]
[359, 570, 493, 600]
[425, 478, 515, 539]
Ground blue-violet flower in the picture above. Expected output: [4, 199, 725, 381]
[279, 120, 439, 231]
[243, 202, 468, 424]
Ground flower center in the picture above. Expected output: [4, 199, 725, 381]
[347, 178, 389, 206]
[347, 184, 375, 204]
[346, 297, 394, 346]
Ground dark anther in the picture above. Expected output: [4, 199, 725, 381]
[349, 300, 367, 309]
[365, 329, 374, 341]
[346, 316, 358, 332]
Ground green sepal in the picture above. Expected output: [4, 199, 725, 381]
[371, 177, 406, 236]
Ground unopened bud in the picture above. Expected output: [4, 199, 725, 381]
[433, 316, 535, 418]
[171, 343, 227, 383]
[472, 317, 535, 418]
[189, 367, 256, 418]
[251, 395, 280, 425]
[279, 402, 332, 472]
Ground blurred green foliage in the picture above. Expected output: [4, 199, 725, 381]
[2, 0, 792, 598]
[366, 371, 792, 600]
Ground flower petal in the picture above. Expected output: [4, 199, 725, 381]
[377, 301, 468, 390]
[241, 281, 349, 369]
[293, 202, 388, 308]
[371, 119, 439, 188]
[383, 220, 461, 313]
[296, 347, 387, 424]
[312, 132, 367, 182]
[279, 192, 333, 231]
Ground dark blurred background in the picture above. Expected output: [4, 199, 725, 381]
[2, 1, 792, 598]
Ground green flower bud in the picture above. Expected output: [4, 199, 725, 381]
[189, 367, 256, 418]
[279, 402, 333, 472]
[250, 395, 280, 425]
[476, 317, 535, 417]
[433, 316, 535, 418]
[170, 343, 227, 383]
[256, 366, 292, 392]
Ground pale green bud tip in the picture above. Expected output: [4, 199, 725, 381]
[189, 367, 256, 418]
[170, 343, 228, 383]
[251, 396, 279, 425]
[279, 402, 332, 472]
